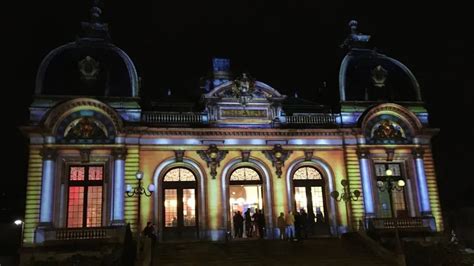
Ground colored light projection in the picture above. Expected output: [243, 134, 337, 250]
[67, 166, 103, 228]
[365, 114, 411, 144]
[56, 110, 116, 144]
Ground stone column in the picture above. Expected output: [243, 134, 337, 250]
[413, 147, 431, 215]
[112, 147, 127, 225]
[39, 148, 57, 225]
[357, 148, 375, 216]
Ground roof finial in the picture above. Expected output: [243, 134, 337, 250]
[80, 0, 110, 40]
[90, 0, 102, 23]
[341, 19, 371, 50]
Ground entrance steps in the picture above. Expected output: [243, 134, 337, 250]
[153, 236, 392, 265]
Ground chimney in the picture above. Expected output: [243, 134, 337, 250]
[211, 58, 232, 89]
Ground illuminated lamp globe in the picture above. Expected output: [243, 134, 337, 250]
[274, 151, 282, 159]
[14, 219, 23, 226]
[397, 179, 406, 187]
[377, 180, 384, 188]
[385, 169, 393, 176]
[136, 171, 144, 180]
[148, 184, 156, 192]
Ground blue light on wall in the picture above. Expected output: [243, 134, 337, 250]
[360, 158, 375, 214]
[40, 160, 54, 223]
[416, 158, 431, 214]
[113, 159, 124, 221]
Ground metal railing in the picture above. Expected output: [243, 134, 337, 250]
[43, 226, 125, 242]
[142, 112, 204, 124]
[369, 217, 434, 231]
[285, 114, 336, 125]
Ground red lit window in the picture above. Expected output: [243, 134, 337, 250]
[67, 165, 104, 228]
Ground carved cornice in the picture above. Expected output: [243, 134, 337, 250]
[361, 103, 422, 135]
[80, 149, 91, 163]
[123, 128, 353, 137]
[44, 98, 123, 134]
[241, 151, 251, 162]
[40, 148, 58, 160]
[197, 144, 228, 179]
[111, 147, 127, 160]
[385, 148, 395, 162]
[262, 144, 292, 178]
[412, 147, 424, 159]
[356, 148, 370, 159]
[175, 150, 185, 162]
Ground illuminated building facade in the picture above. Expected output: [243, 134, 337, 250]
[20, 4, 442, 262]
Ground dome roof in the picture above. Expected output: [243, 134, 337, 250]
[34, 4, 139, 98]
[339, 49, 422, 102]
[338, 20, 422, 103]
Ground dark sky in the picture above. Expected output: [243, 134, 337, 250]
[2, 1, 472, 222]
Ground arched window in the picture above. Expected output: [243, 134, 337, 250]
[162, 167, 198, 239]
[230, 167, 260, 181]
[292, 167, 326, 227]
[163, 168, 196, 182]
[293, 167, 322, 180]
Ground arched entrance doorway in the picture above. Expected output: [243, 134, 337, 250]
[229, 167, 264, 239]
[162, 167, 198, 240]
[292, 166, 329, 236]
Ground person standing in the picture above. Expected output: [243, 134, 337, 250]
[300, 208, 308, 239]
[234, 211, 244, 238]
[285, 211, 295, 241]
[244, 208, 252, 237]
[277, 212, 286, 240]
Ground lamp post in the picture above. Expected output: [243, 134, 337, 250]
[13, 219, 24, 248]
[330, 179, 361, 232]
[125, 171, 155, 236]
[376, 168, 405, 254]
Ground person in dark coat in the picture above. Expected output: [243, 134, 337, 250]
[233, 211, 244, 238]
[307, 209, 316, 236]
[300, 208, 308, 239]
[294, 210, 302, 240]
[244, 208, 252, 237]
[256, 209, 266, 239]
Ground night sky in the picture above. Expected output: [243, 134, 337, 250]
[2, 1, 472, 222]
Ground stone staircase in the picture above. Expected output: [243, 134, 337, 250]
[153, 236, 393, 265]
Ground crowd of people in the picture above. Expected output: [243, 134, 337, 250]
[232, 208, 267, 239]
[232, 207, 327, 240]
[277, 208, 326, 241]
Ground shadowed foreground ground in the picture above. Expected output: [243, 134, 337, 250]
[152, 237, 390, 266]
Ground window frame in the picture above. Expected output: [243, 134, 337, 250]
[66, 165, 105, 228]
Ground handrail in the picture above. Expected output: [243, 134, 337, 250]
[369, 217, 433, 231]
[43, 226, 125, 241]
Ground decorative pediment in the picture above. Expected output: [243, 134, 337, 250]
[204, 78, 284, 101]
[202, 75, 286, 127]
[56, 110, 116, 144]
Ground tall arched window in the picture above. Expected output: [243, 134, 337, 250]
[229, 167, 263, 238]
[162, 168, 198, 240]
[292, 167, 326, 221]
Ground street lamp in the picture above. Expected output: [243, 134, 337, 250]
[126, 171, 155, 198]
[13, 219, 24, 248]
[125, 171, 155, 232]
[376, 168, 405, 254]
[330, 179, 361, 233]
[330, 179, 361, 202]
[125, 171, 155, 258]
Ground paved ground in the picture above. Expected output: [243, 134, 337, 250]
[152, 237, 391, 265]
